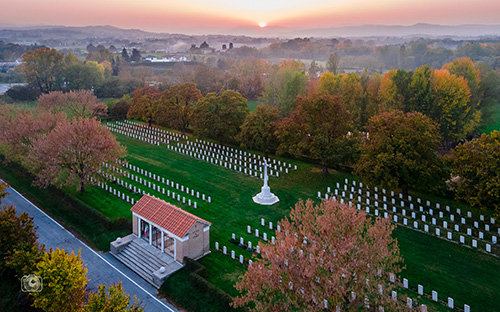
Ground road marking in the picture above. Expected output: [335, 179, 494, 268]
[4, 184, 176, 312]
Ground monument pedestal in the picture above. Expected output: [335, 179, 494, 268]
[253, 185, 279, 205]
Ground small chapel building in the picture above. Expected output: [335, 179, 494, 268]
[130, 194, 211, 263]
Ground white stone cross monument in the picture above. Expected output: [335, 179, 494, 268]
[253, 159, 279, 205]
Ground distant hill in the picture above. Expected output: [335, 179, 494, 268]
[1, 24, 499, 52]
[286, 23, 500, 38]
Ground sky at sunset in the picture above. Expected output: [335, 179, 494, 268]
[3, 0, 500, 34]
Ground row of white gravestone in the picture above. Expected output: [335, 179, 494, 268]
[170, 144, 289, 179]
[187, 137, 295, 170]
[96, 180, 136, 205]
[118, 161, 211, 203]
[246, 223, 278, 245]
[337, 178, 496, 228]
[108, 123, 165, 142]
[170, 143, 296, 178]
[115, 120, 174, 140]
[109, 120, 182, 146]
[106, 124, 163, 146]
[107, 122, 177, 144]
[116, 121, 298, 176]
[321, 182, 499, 240]
[399, 277, 470, 312]
[214, 242, 252, 266]
[102, 161, 203, 208]
[353, 202, 495, 253]
[120, 120, 184, 141]
[98, 168, 201, 208]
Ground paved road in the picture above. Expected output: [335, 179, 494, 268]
[1, 183, 180, 312]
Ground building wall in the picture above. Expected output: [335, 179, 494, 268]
[132, 215, 138, 236]
[176, 221, 210, 263]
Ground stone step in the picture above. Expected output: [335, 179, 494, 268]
[129, 238, 176, 265]
[128, 240, 168, 264]
[126, 243, 168, 269]
[115, 252, 154, 283]
[120, 248, 157, 276]
[123, 250, 162, 275]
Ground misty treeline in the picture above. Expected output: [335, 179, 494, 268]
[253, 38, 500, 72]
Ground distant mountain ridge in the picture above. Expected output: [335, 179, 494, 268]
[1, 23, 499, 43]
[288, 23, 500, 38]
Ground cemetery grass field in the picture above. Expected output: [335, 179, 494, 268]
[63, 130, 500, 311]
[480, 102, 500, 134]
[1, 113, 499, 311]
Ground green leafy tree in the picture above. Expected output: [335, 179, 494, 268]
[192, 90, 249, 144]
[450, 130, 500, 216]
[154, 83, 202, 135]
[355, 110, 446, 194]
[130, 49, 142, 63]
[84, 282, 144, 312]
[326, 52, 340, 74]
[21, 48, 65, 93]
[121, 48, 130, 62]
[30, 248, 88, 312]
[237, 105, 281, 158]
[276, 93, 354, 174]
[259, 61, 307, 116]
[406, 65, 434, 115]
[308, 60, 322, 78]
[0, 203, 41, 275]
[317, 72, 365, 129]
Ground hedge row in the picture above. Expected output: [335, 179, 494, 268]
[184, 257, 246, 311]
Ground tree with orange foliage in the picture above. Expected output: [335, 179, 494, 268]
[154, 83, 202, 135]
[28, 117, 126, 192]
[38, 90, 107, 118]
[233, 198, 404, 311]
[443, 57, 481, 106]
[430, 69, 479, 145]
[127, 86, 160, 127]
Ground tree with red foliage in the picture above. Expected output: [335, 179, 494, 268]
[234, 198, 404, 311]
[28, 117, 126, 192]
[38, 90, 107, 118]
[0, 105, 63, 162]
[275, 93, 355, 174]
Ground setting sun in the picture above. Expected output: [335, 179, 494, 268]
[258, 21, 267, 28]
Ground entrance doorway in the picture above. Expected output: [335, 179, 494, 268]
[164, 234, 175, 257]
[140, 220, 150, 242]
[151, 226, 161, 249]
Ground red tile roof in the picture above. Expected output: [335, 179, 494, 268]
[131, 195, 211, 238]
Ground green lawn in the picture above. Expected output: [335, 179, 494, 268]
[480, 102, 500, 134]
[247, 100, 260, 112]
